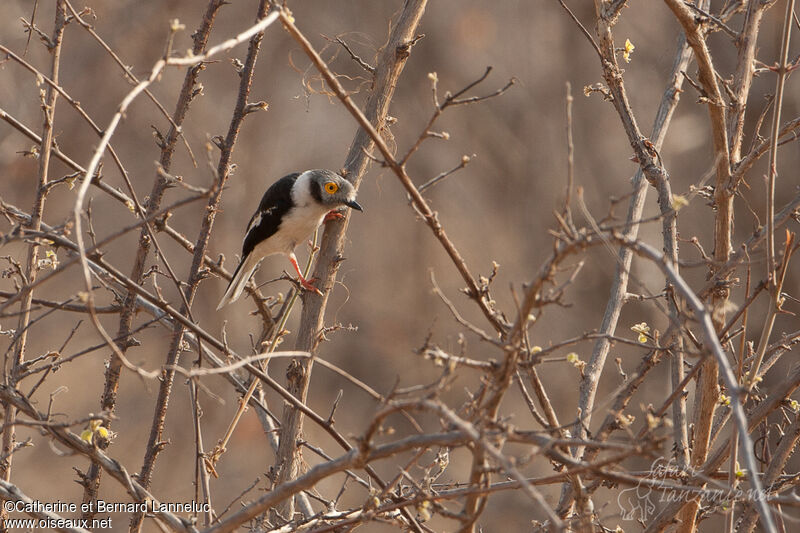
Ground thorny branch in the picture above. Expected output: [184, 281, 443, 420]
[1, 1, 67, 524]
[1, 2, 799, 533]
[130, 3, 275, 530]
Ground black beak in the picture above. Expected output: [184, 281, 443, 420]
[346, 199, 363, 212]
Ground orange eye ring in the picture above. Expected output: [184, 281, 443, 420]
[324, 182, 339, 194]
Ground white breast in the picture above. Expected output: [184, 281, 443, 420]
[248, 204, 327, 263]
[274, 203, 329, 252]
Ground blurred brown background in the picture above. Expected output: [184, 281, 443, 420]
[1, 1, 798, 531]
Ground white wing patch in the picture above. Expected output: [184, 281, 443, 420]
[243, 207, 277, 246]
[246, 211, 262, 234]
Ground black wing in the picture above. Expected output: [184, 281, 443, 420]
[241, 173, 299, 258]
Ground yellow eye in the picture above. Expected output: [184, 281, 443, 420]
[324, 182, 339, 194]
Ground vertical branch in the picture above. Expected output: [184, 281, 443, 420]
[210, 256, 309, 467]
[272, 0, 428, 522]
[571, 0, 676, 464]
[726, 263, 751, 533]
[1, 0, 66, 522]
[563, 81, 575, 217]
[727, 1, 769, 163]
[749, 0, 795, 382]
[556, 0, 695, 517]
[651, 161, 692, 492]
[654, 168, 689, 469]
[662, 2, 749, 531]
[765, 0, 793, 280]
[80, 0, 226, 515]
[129, 1, 271, 531]
[562, 0, 693, 495]
[719, 5, 772, 529]
[190, 380, 213, 527]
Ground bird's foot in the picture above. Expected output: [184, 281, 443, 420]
[324, 210, 345, 223]
[298, 275, 323, 296]
[288, 253, 323, 295]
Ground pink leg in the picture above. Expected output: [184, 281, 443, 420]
[288, 253, 322, 295]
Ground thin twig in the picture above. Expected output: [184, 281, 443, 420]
[1, 2, 67, 508]
[749, 0, 796, 389]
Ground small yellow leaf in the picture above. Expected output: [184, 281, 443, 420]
[416, 500, 432, 521]
[80, 429, 93, 444]
[623, 39, 635, 63]
[672, 194, 689, 211]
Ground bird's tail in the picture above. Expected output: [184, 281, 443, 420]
[216, 253, 260, 310]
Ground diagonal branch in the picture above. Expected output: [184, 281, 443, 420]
[79, 0, 229, 516]
[0, 385, 193, 533]
[0, 478, 90, 533]
[130, 2, 273, 530]
[616, 233, 777, 533]
[273, 3, 430, 529]
[281, 8, 506, 335]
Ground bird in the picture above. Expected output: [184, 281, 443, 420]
[217, 169, 363, 309]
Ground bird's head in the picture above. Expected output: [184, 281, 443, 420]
[307, 169, 363, 212]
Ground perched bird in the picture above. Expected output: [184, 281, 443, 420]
[217, 169, 362, 309]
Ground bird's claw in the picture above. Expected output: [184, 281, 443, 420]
[299, 276, 323, 296]
[324, 210, 345, 223]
